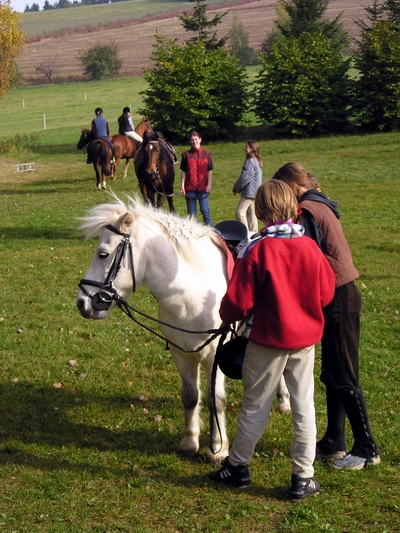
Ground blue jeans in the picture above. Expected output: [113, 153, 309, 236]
[185, 191, 212, 226]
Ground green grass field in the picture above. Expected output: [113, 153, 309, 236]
[0, 77, 399, 532]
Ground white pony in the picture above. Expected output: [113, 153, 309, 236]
[76, 195, 290, 464]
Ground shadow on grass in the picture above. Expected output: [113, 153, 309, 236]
[33, 143, 79, 156]
[0, 382, 180, 473]
[0, 226, 81, 240]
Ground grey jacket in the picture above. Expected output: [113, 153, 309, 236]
[233, 156, 262, 198]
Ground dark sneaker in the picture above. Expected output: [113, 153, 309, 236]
[333, 453, 381, 470]
[315, 444, 346, 461]
[290, 475, 320, 500]
[209, 457, 251, 488]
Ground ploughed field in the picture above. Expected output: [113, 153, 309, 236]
[17, 0, 362, 81]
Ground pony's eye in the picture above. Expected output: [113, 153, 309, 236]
[98, 251, 109, 259]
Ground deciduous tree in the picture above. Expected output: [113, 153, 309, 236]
[78, 42, 121, 80]
[0, 0, 26, 100]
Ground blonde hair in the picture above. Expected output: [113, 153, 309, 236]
[246, 139, 263, 168]
[255, 180, 298, 224]
[271, 162, 321, 198]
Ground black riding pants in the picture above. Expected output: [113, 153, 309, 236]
[318, 281, 379, 459]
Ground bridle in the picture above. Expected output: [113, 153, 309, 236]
[78, 221, 236, 456]
[144, 140, 174, 198]
[78, 223, 230, 353]
[78, 224, 136, 312]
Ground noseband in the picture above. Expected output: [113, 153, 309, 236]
[78, 224, 136, 311]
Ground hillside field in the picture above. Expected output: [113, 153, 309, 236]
[16, 0, 362, 81]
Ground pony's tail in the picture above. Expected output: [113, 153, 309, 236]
[100, 144, 111, 177]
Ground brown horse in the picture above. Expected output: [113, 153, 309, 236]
[110, 117, 153, 179]
[77, 117, 153, 190]
[77, 131, 112, 190]
[134, 130, 175, 212]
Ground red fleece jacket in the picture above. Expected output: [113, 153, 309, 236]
[219, 236, 335, 349]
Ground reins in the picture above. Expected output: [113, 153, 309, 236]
[78, 223, 230, 353]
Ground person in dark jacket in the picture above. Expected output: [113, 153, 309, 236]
[90, 107, 115, 163]
[209, 180, 335, 499]
[117, 106, 143, 144]
[272, 162, 381, 470]
[233, 140, 263, 232]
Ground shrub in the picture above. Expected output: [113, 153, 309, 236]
[77, 42, 122, 81]
[0, 133, 40, 154]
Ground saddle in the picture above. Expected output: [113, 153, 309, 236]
[214, 220, 249, 259]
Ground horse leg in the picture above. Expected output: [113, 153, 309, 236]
[171, 351, 202, 459]
[206, 357, 229, 464]
[101, 166, 107, 190]
[167, 195, 175, 213]
[123, 158, 131, 179]
[111, 157, 119, 181]
[276, 375, 291, 413]
[156, 193, 164, 210]
[93, 163, 101, 190]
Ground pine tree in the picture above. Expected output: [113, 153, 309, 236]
[178, 0, 228, 50]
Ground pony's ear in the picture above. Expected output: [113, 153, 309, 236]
[117, 212, 134, 234]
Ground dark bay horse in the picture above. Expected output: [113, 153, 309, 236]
[77, 131, 112, 190]
[134, 130, 175, 212]
[77, 117, 153, 189]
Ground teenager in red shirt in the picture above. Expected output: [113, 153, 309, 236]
[180, 131, 213, 226]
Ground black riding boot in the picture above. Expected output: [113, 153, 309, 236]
[317, 384, 347, 456]
[339, 386, 379, 459]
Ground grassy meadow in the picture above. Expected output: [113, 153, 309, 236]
[0, 77, 399, 532]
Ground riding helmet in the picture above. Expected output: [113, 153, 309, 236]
[95, 107, 103, 115]
[215, 335, 248, 380]
[123, 106, 130, 113]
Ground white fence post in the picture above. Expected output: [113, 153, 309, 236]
[43, 113, 46, 130]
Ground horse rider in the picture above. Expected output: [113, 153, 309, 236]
[90, 107, 115, 164]
[118, 107, 143, 145]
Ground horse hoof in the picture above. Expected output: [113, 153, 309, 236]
[207, 449, 229, 465]
[276, 402, 291, 414]
[178, 447, 198, 460]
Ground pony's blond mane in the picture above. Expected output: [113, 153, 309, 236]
[78, 193, 225, 263]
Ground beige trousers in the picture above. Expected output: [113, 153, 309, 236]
[229, 341, 316, 478]
[235, 196, 258, 232]
[125, 131, 143, 143]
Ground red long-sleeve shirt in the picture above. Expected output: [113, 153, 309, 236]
[220, 235, 335, 350]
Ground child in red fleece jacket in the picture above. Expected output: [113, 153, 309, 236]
[209, 180, 335, 500]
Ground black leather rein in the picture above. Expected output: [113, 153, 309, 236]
[78, 223, 229, 354]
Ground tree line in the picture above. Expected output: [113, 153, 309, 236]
[3, 0, 400, 140]
[142, 0, 400, 139]
[24, 0, 131, 12]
